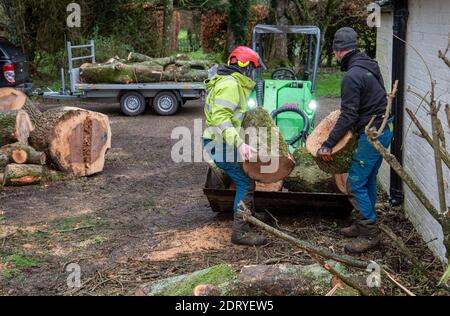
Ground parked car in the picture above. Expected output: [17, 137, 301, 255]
[0, 37, 31, 93]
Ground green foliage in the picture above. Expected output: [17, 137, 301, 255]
[315, 71, 344, 97]
[228, 0, 250, 46]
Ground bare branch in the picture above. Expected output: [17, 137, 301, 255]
[446, 104, 450, 135]
[438, 33, 450, 69]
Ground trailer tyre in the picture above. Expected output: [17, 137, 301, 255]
[153, 91, 179, 116]
[120, 92, 146, 116]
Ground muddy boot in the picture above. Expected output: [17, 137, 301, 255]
[344, 220, 381, 254]
[340, 212, 363, 238]
[231, 216, 268, 246]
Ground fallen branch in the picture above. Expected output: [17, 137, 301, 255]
[405, 108, 450, 169]
[379, 223, 440, 285]
[383, 270, 416, 296]
[238, 204, 382, 296]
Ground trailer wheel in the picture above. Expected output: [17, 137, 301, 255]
[120, 92, 146, 116]
[153, 91, 179, 116]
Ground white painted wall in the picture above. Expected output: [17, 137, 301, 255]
[377, 0, 450, 263]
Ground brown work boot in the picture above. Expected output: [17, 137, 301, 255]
[231, 216, 268, 246]
[344, 220, 381, 254]
[340, 211, 363, 238]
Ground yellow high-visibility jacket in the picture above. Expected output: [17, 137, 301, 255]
[203, 72, 255, 147]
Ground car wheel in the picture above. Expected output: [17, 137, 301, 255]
[153, 91, 179, 116]
[120, 92, 146, 116]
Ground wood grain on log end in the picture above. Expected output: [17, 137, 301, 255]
[244, 155, 295, 184]
[0, 88, 27, 112]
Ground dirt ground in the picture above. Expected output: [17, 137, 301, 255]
[0, 98, 444, 296]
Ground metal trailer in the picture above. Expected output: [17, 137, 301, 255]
[41, 41, 206, 116]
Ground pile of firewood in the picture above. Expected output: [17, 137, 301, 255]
[80, 52, 212, 84]
[0, 88, 112, 187]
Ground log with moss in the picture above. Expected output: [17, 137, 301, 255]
[0, 152, 7, 169]
[127, 52, 190, 64]
[0, 110, 33, 146]
[0, 143, 46, 165]
[29, 107, 112, 177]
[80, 59, 210, 84]
[285, 147, 340, 193]
[306, 111, 357, 174]
[2, 164, 43, 186]
[242, 108, 295, 183]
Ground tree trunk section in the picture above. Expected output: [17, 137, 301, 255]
[2, 164, 43, 186]
[0, 110, 33, 146]
[306, 111, 357, 174]
[0, 88, 27, 111]
[270, 0, 289, 66]
[0, 143, 46, 165]
[29, 107, 112, 177]
[285, 147, 340, 193]
[0, 152, 8, 169]
[242, 108, 295, 183]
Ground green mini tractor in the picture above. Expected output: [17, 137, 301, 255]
[248, 24, 322, 153]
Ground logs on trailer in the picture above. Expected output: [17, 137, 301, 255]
[2, 164, 43, 186]
[242, 108, 295, 184]
[29, 107, 112, 177]
[0, 88, 27, 111]
[0, 110, 34, 146]
[0, 143, 46, 165]
[285, 147, 340, 193]
[306, 111, 357, 175]
[80, 55, 210, 84]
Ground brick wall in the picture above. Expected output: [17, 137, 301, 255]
[377, 0, 450, 263]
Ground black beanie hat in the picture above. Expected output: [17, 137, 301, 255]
[333, 27, 358, 51]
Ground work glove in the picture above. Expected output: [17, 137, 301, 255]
[317, 146, 334, 162]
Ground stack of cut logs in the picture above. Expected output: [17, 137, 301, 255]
[0, 88, 112, 187]
[209, 109, 354, 194]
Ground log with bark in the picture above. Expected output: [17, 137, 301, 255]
[80, 57, 210, 84]
[127, 52, 189, 64]
[0, 152, 8, 169]
[29, 107, 112, 177]
[242, 108, 295, 183]
[0, 110, 34, 146]
[0, 143, 46, 165]
[2, 164, 43, 186]
[0, 88, 42, 124]
[285, 147, 340, 193]
[306, 110, 357, 174]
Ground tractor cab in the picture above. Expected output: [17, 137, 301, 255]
[248, 25, 321, 153]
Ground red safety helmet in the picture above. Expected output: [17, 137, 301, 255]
[228, 46, 260, 69]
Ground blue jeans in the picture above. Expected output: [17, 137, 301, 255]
[203, 139, 254, 215]
[347, 129, 393, 221]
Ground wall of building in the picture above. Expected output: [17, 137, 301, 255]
[377, 0, 450, 263]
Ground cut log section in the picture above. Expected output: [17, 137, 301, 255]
[286, 147, 340, 193]
[0, 110, 33, 146]
[30, 107, 112, 177]
[2, 164, 43, 186]
[0, 143, 46, 165]
[0, 88, 27, 111]
[306, 110, 357, 174]
[242, 108, 295, 184]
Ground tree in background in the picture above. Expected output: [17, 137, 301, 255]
[227, 0, 250, 53]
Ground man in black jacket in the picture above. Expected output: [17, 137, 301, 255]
[318, 27, 393, 254]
